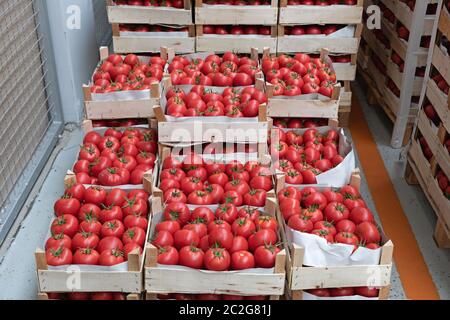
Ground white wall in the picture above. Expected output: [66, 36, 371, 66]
[45, 0, 107, 123]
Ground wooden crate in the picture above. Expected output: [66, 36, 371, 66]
[194, 0, 278, 25]
[37, 292, 142, 300]
[276, 172, 394, 300]
[84, 47, 168, 120]
[112, 24, 196, 54]
[406, 138, 450, 248]
[106, 0, 192, 25]
[64, 120, 156, 192]
[155, 78, 269, 144]
[333, 54, 358, 81]
[144, 197, 286, 300]
[386, 59, 424, 96]
[35, 188, 152, 294]
[277, 24, 362, 55]
[279, 0, 364, 25]
[196, 25, 277, 53]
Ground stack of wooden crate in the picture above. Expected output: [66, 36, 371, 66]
[406, 1, 450, 249]
[106, 0, 195, 54]
[277, 0, 364, 126]
[358, 0, 441, 147]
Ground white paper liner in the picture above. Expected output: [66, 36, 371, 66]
[285, 226, 382, 267]
[302, 292, 379, 301]
[283, 25, 355, 38]
[278, 127, 355, 188]
[149, 211, 274, 274]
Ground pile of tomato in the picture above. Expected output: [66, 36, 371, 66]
[152, 204, 281, 271]
[73, 127, 157, 186]
[158, 293, 269, 300]
[272, 117, 329, 129]
[262, 53, 337, 97]
[45, 292, 128, 300]
[118, 24, 190, 32]
[46, 186, 149, 267]
[283, 24, 345, 36]
[168, 52, 260, 86]
[92, 118, 148, 128]
[307, 287, 379, 298]
[278, 184, 383, 249]
[202, 25, 272, 36]
[90, 53, 165, 93]
[115, 0, 184, 7]
[270, 128, 344, 185]
[160, 154, 273, 206]
[287, 0, 357, 5]
[164, 86, 267, 117]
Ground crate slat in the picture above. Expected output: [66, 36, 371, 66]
[113, 36, 195, 54]
[195, 6, 277, 25]
[196, 36, 277, 54]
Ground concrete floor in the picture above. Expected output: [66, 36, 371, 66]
[0, 80, 448, 299]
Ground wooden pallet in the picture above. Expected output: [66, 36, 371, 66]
[195, 25, 277, 53]
[83, 47, 170, 120]
[194, 0, 278, 25]
[144, 197, 286, 300]
[112, 24, 196, 54]
[106, 0, 192, 25]
[276, 172, 393, 300]
[279, 0, 364, 25]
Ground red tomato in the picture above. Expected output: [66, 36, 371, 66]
[97, 236, 124, 253]
[231, 250, 255, 270]
[174, 229, 200, 250]
[355, 222, 381, 244]
[204, 248, 231, 271]
[51, 215, 79, 238]
[46, 246, 73, 266]
[254, 245, 280, 268]
[99, 249, 125, 266]
[208, 228, 234, 250]
[73, 248, 100, 265]
[349, 207, 375, 225]
[152, 230, 174, 248]
[215, 203, 238, 224]
[191, 207, 215, 224]
[122, 227, 146, 246]
[335, 219, 356, 233]
[45, 234, 72, 251]
[248, 229, 278, 251]
[54, 196, 81, 217]
[157, 246, 179, 265]
[178, 246, 204, 269]
[288, 214, 313, 233]
[156, 220, 181, 235]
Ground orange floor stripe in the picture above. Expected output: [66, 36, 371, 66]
[350, 93, 440, 300]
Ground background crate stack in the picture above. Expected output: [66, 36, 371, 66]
[277, 0, 364, 126]
[405, 1, 450, 249]
[194, 0, 278, 53]
[358, 0, 441, 147]
[107, 0, 195, 54]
